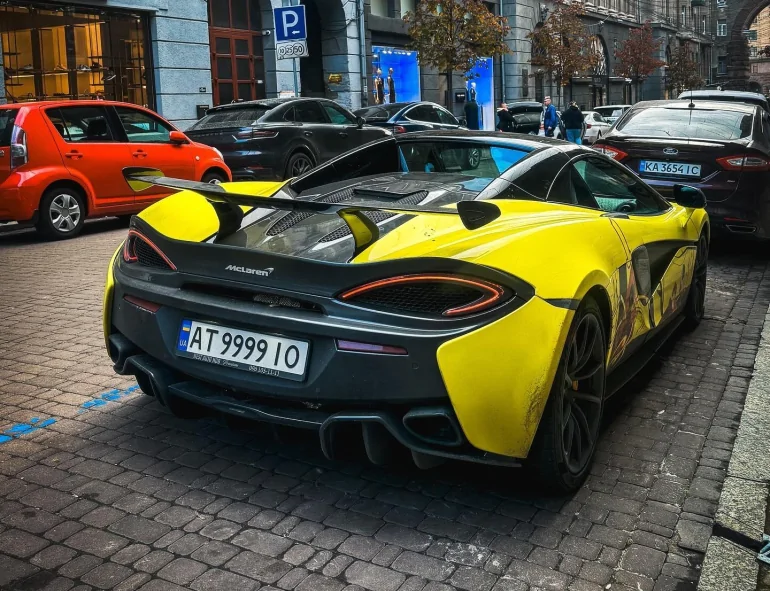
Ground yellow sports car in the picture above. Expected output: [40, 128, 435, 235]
[103, 131, 709, 492]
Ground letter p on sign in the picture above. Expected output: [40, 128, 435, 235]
[273, 6, 307, 43]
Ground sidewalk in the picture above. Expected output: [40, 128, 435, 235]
[699, 308, 770, 591]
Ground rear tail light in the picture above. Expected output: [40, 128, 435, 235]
[593, 144, 628, 161]
[585, 123, 592, 129]
[394, 125, 407, 134]
[235, 129, 279, 140]
[339, 274, 507, 317]
[336, 340, 407, 355]
[716, 154, 770, 171]
[122, 230, 176, 271]
[9, 124, 27, 169]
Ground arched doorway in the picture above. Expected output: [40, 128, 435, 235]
[728, 0, 770, 82]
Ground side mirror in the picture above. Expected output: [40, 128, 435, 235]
[673, 184, 707, 208]
[356, 116, 365, 129]
[458, 116, 467, 127]
[169, 130, 189, 145]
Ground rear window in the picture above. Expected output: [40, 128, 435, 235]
[0, 109, 18, 146]
[188, 107, 271, 130]
[616, 107, 754, 140]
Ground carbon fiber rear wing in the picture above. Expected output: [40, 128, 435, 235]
[122, 167, 501, 257]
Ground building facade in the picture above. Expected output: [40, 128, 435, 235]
[748, 6, 770, 93]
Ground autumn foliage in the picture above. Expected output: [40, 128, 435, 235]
[528, 0, 600, 87]
[614, 22, 665, 98]
[666, 46, 703, 94]
[403, 0, 511, 103]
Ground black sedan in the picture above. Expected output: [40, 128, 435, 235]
[185, 98, 390, 181]
[354, 101, 465, 133]
[593, 99, 770, 238]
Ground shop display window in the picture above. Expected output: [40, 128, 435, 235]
[1, 2, 151, 106]
[372, 46, 421, 104]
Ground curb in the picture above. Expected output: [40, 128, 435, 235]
[699, 308, 770, 591]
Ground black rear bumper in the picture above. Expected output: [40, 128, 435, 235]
[109, 334, 519, 468]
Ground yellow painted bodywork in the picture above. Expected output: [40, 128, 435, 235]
[103, 244, 122, 347]
[104, 180, 709, 460]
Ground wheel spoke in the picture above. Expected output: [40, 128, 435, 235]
[572, 414, 583, 463]
[573, 360, 603, 381]
[50, 202, 64, 217]
[563, 414, 575, 459]
[571, 391, 603, 404]
[572, 402, 593, 450]
[562, 398, 573, 430]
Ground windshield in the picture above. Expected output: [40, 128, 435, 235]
[357, 104, 404, 119]
[187, 107, 271, 130]
[616, 107, 753, 140]
[398, 141, 528, 187]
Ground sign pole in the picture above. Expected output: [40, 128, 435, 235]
[293, 58, 298, 97]
[276, 0, 306, 98]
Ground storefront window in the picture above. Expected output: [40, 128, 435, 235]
[467, 58, 494, 131]
[371, 46, 421, 104]
[1, 2, 151, 106]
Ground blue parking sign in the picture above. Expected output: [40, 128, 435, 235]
[274, 6, 307, 43]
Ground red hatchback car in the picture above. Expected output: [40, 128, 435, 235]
[0, 100, 231, 239]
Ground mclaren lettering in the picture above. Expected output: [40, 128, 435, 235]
[225, 265, 274, 277]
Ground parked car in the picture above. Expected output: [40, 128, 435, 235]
[582, 111, 612, 144]
[353, 101, 466, 134]
[186, 98, 390, 181]
[678, 90, 769, 113]
[594, 104, 632, 125]
[0, 100, 230, 239]
[594, 99, 770, 238]
[498, 101, 564, 139]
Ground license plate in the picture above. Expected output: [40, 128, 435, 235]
[639, 160, 701, 177]
[177, 320, 309, 381]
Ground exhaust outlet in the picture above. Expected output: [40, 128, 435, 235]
[403, 408, 463, 447]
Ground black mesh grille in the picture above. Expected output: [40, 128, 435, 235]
[319, 191, 429, 243]
[183, 284, 323, 313]
[266, 187, 357, 235]
[135, 238, 173, 270]
[346, 282, 485, 316]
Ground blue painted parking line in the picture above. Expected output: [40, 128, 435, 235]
[0, 384, 140, 444]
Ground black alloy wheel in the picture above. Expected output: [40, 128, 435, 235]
[286, 152, 314, 178]
[684, 232, 708, 329]
[530, 297, 606, 492]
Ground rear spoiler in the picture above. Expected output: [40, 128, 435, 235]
[122, 167, 501, 257]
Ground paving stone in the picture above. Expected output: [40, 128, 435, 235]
[158, 557, 208, 585]
[449, 565, 497, 591]
[505, 559, 570, 591]
[31, 544, 78, 569]
[620, 544, 667, 578]
[225, 550, 293, 583]
[134, 550, 174, 574]
[232, 528, 294, 556]
[392, 551, 455, 581]
[377, 524, 433, 551]
[81, 562, 134, 589]
[191, 568, 258, 591]
[58, 554, 103, 578]
[345, 560, 407, 591]
[109, 515, 171, 544]
[190, 540, 240, 566]
[111, 544, 151, 565]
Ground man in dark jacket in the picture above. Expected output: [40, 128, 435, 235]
[496, 103, 514, 132]
[562, 101, 584, 144]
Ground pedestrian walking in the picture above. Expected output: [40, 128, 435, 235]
[496, 102, 514, 133]
[542, 96, 558, 138]
[562, 100, 584, 144]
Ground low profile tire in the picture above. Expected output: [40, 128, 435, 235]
[36, 186, 86, 240]
[683, 231, 708, 330]
[202, 170, 227, 184]
[466, 148, 481, 169]
[529, 297, 607, 493]
[285, 152, 315, 178]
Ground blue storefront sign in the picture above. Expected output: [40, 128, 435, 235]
[467, 57, 494, 131]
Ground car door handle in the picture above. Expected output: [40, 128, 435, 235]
[304, 131, 313, 137]
[64, 151, 83, 160]
[338, 132, 348, 138]
[132, 150, 147, 158]
[0, 149, 4, 158]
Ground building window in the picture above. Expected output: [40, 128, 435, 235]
[1, 3, 151, 106]
[717, 20, 727, 36]
[702, 16, 706, 34]
[371, 0, 389, 17]
[681, 5, 686, 26]
[753, 64, 759, 73]
[522, 68, 528, 97]
[208, 0, 266, 105]
[718, 56, 727, 74]
[752, 47, 758, 57]
[400, 0, 416, 17]
[716, 0, 726, 7]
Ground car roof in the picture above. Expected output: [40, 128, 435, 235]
[595, 105, 632, 109]
[206, 97, 338, 113]
[0, 99, 149, 109]
[629, 99, 759, 113]
[678, 90, 766, 100]
[395, 129, 570, 150]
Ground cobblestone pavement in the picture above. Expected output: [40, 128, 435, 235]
[1, 220, 769, 591]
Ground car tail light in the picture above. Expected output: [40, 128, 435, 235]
[339, 274, 507, 317]
[336, 340, 407, 355]
[236, 129, 279, 139]
[585, 123, 592, 129]
[122, 230, 176, 271]
[593, 144, 628, 161]
[9, 124, 27, 169]
[394, 125, 407, 133]
[716, 154, 770, 171]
